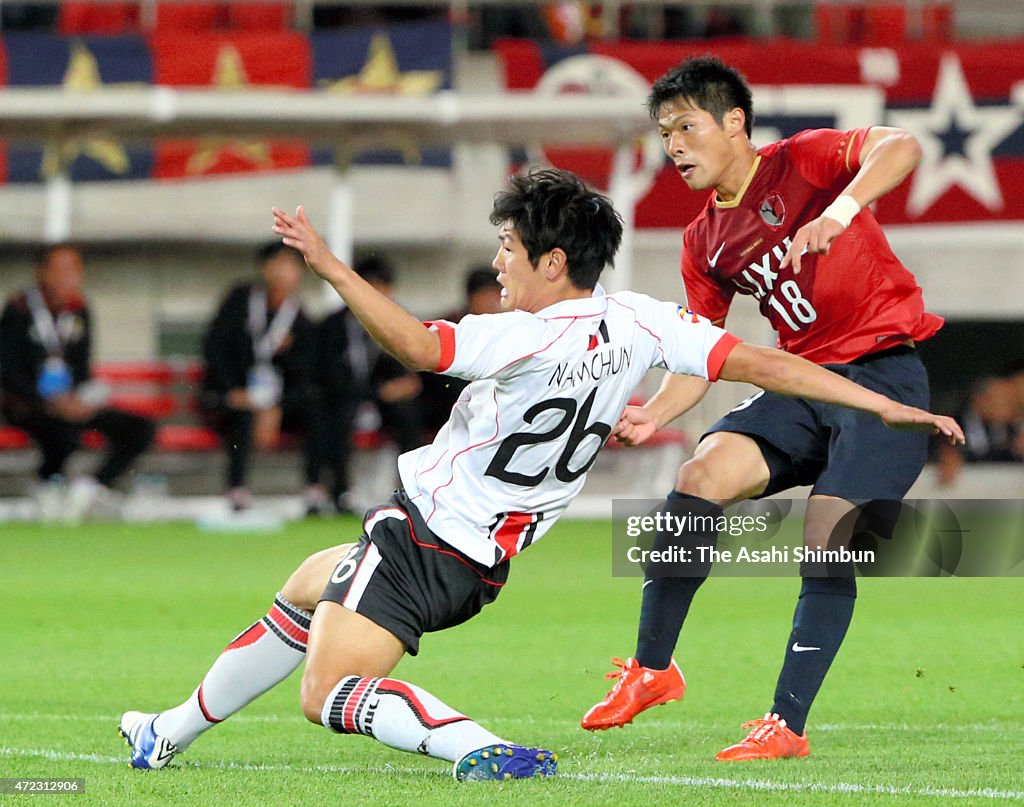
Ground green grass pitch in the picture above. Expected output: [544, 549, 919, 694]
[2, 518, 1022, 805]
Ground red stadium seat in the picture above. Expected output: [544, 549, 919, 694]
[864, 5, 907, 46]
[353, 429, 389, 451]
[59, 2, 140, 35]
[921, 3, 953, 41]
[155, 2, 223, 30]
[94, 361, 175, 385]
[228, 3, 291, 30]
[108, 393, 179, 419]
[82, 430, 106, 450]
[155, 424, 221, 452]
[814, 4, 865, 44]
[0, 426, 31, 451]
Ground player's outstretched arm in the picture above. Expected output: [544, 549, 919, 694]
[719, 342, 964, 445]
[782, 127, 922, 273]
[272, 206, 442, 371]
[614, 372, 710, 447]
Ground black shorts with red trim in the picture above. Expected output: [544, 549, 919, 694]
[319, 489, 509, 656]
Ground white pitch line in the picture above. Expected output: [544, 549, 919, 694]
[0, 713, 1014, 733]
[2, 746, 1022, 801]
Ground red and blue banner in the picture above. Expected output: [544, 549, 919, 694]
[0, 20, 452, 183]
[495, 38, 1024, 227]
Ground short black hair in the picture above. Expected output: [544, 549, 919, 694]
[257, 240, 303, 266]
[465, 266, 500, 297]
[353, 255, 395, 286]
[997, 358, 1024, 378]
[647, 55, 754, 137]
[489, 168, 622, 291]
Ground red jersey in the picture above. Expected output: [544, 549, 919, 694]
[681, 128, 943, 364]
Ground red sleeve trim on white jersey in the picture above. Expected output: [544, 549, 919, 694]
[424, 320, 456, 372]
[707, 332, 742, 382]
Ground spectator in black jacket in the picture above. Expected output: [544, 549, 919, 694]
[419, 266, 503, 437]
[0, 243, 155, 518]
[314, 256, 424, 514]
[200, 242, 324, 512]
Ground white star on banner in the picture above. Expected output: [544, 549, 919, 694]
[888, 53, 1021, 217]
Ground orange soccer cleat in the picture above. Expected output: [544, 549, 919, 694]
[580, 657, 686, 731]
[715, 712, 810, 761]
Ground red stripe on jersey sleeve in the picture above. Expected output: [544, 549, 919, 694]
[845, 127, 871, 173]
[423, 320, 456, 372]
[706, 332, 742, 382]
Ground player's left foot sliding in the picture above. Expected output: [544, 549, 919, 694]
[715, 712, 809, 761]
[119, 711, 178, 769]
[453, 744, 558, 781]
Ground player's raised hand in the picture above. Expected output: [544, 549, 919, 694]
[879, 404, 965, 445]
[780, 215, 846, 274]
[613, 405, 658, 447]
[271, 206, 337, 280]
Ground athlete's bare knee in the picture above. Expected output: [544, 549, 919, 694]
[674, 433, 769, 503]
[676, 456, 717, 499]
[281, 543, 355, 612]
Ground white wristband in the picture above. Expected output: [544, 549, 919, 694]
[820, 195, 861, 229]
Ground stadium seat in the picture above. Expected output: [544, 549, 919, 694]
[107, 393, 179, 419]
[921, 3, 953, 40]
[82, 430, 106, 450]
[154, 424, 221, 452]
[864, 6, 907, 46]
[94, 361, 175, 385]
[814, 4, 865, 44]
[227, 3, 291, 30]
[155, 2, 223, 30]
[0, 426, 31, 451]
[58, 2, 140, 35]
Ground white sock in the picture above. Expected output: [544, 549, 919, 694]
[321, 676, 507, 763]
[153, 594, 310, 749]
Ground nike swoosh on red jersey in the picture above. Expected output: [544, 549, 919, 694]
[708, 241, 726, 269]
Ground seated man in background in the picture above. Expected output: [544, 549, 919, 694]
[199, 242, 324, 513]
[0, 243, 155, 519]
[314, 256, 424, 515]
[419, 266, 503, 437]
[936, 369, 1023, 486]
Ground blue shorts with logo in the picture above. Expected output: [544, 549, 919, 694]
[704, 345, 930, 500]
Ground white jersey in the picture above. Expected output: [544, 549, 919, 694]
[398, 285, 740, 567]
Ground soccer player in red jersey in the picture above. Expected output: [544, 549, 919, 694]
[118, 170, 960, 779]
[582, 56, 945, 760]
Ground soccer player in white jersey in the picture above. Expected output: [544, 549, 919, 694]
[119, 169, 962, 781]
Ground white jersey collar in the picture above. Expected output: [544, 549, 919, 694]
[534, 283, 608, 320]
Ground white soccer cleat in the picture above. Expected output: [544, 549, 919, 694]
[119, 711, 178, 770]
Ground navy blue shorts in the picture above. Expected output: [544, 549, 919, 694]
[704, 346, 930, 500]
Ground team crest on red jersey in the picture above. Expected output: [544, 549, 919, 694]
[759, 193, 786, 227]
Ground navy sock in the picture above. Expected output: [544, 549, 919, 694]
[771, 575, 857, 735]
[634, 491, 722, 670]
